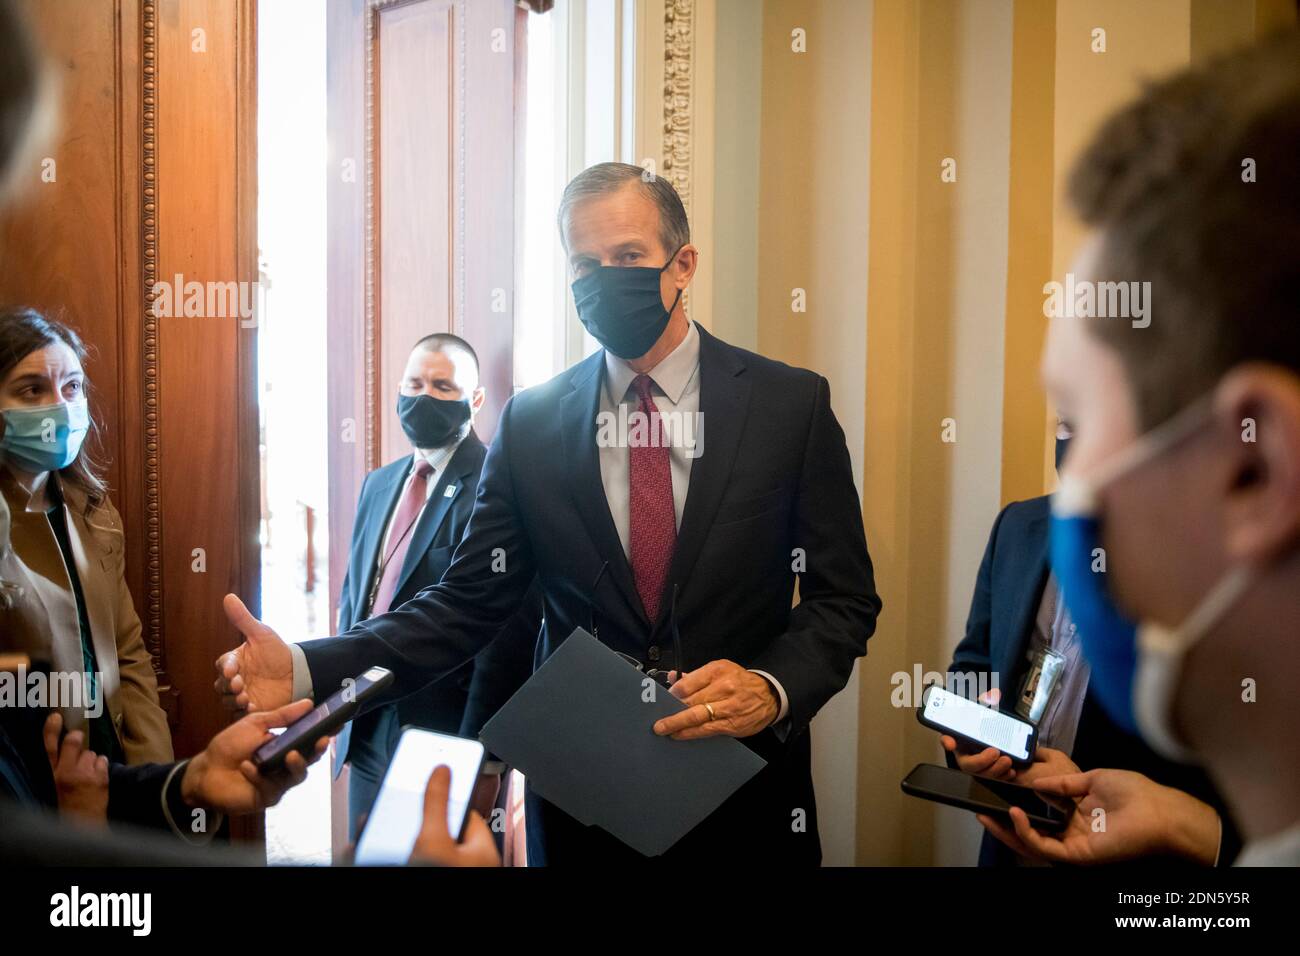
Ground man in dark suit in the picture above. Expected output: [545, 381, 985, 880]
[217, 161, 881, 866]
[944, 430, 1240, 865]
[332, 333, 539, 838]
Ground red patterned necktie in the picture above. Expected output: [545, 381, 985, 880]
[628, 374, 677, 622]
[370, 459, 434, 616]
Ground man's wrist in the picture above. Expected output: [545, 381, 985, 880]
[1162, 785, 1220, 865]
[748, 669, 788, 724]
[179, 753, 205, 807]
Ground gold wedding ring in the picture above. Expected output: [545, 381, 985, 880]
[704, 702, 717, 721]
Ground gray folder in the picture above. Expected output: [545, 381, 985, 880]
[479, 627, 767, 857]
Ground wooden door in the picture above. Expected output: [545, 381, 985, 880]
[324, 0, 525, 856]
[0, 0, 259, 764]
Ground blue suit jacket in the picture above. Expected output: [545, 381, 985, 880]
[333, 432, 540, 776]
[948, 496, 1240, 866]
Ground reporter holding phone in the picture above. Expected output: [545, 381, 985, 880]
[408, 765, 500, 867]
[942, 428, 1238, 865]
[964, 33, 1300, 868]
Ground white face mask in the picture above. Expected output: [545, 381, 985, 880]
[1053, 396, 1260, 764]
[1132, 566, 1254, 763]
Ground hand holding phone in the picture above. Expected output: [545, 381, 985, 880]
[408, 765, 501, 868]
[251, 666, 393, 773]
[975, 767, 1221, 866]
[355, 728, 486, 865]
[901, 763, 1073, 832]
[918, 684, 1037, 769]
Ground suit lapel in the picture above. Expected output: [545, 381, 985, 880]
[996, 511, 1051, 684]
[393, 434, 483, 594]
[357, 461, 407, 604]
[661, 327, 751, 620]
[559, 353, 646, 624]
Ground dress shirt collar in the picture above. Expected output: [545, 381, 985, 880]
[411, 431, 465, 476]
[603, 319, 700, 406]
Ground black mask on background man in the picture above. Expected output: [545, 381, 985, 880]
[397, 393, 471, 450]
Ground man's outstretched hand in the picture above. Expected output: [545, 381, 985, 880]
[213, 593, 294, 713]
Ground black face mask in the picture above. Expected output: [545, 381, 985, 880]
[1055, 435, 1071, 472]
[570, 247, 684, 360]
[397, 393, 471, 450]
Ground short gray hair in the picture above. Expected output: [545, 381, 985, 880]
[557, 162, 690, 256]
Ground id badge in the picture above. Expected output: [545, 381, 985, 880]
[1016, 647, 1066, 725]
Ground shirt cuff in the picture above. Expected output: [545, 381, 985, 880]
[289, 642, 315, 701]
[749, 669, 790, 730]
[162, 759, 222, 845]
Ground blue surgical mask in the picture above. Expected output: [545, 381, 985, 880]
[0, 400, 90, 473]
[571, 247, 684, 360]
[1048, 398, 1254, 761]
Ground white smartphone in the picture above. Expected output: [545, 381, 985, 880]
[917, 684, 1037, 766]
[353, 727, 486, 865]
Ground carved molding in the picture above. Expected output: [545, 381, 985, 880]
[364, 2, 384, 472]
[662, 0, 694, 218]
[140, 0, 165, 676]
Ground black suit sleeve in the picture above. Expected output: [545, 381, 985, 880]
[301, 396, 537, 707]
[948, 503, 1005, 682]
[942, 506, 1006, 768]
[458, 578, 543, 739]
[750, 375, 882, 736]
[106, 760, 179, 832]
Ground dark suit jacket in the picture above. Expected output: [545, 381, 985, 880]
[334, 431, 540, 777]
[1, 708, 216, 840]
[948, 495, 1240, 865]
[302, 326, 882, 865]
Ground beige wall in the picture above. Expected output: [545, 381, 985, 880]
[756, 0, 874, 868]
[708, 0, 1296, 864]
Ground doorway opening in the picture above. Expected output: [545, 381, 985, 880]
[257, 0, 331, 864]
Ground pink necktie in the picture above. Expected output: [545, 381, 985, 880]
[628, 374, 676, 622]
[370, 459, 434, 617]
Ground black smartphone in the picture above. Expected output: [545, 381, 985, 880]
[251, 666, 394, 773]
[900, 762, 1072, 832]
[916, 683, 1037, 767]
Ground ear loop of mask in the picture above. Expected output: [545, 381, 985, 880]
[1054, 394, 1217, 517]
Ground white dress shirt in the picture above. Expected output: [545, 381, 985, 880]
[291, 436, 462, 698]
[597, 320, 789, 724]
[366, 439, 463, 615]
[294, 331, 790, 726]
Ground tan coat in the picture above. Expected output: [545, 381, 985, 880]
[0, 468, 172, 764]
